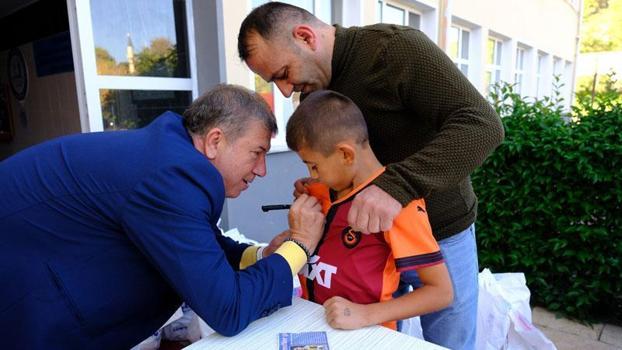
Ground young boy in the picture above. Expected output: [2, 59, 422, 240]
[286, 90, 453, 331]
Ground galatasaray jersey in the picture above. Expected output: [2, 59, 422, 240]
[300, 168, 444, 329]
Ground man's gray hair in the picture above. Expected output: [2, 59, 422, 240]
[183, 84, 277, 139]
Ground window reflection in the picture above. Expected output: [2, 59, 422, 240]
[100, 89, 191, 130]
[90, 0, 189, 77]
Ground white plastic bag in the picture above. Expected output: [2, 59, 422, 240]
[131, 307, 183, 350]
[161, 303, 209, 343]
[476, 268, 556, 350]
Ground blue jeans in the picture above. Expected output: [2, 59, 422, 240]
[397, 224, 479, 350]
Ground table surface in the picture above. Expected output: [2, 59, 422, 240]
[184, 297, 446, 350]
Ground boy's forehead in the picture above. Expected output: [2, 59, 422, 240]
[298, 146, 322, 160]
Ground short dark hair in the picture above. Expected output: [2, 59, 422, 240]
[286, 90, 368, 156]
[183, 84, 277, 140]
[238, 2, 316, 60]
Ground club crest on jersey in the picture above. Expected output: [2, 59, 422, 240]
[341, 226, 362, 248]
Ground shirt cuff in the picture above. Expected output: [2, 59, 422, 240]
[239, 245, 260, 270]
[275, 241, 307, 275]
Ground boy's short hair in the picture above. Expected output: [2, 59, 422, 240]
[286, 90, 369, 156]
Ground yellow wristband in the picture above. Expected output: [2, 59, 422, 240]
[275, 241, 308, 275]
[239, 245, 260, 270]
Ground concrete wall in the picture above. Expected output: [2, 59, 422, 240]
[223, 150, 308, 243]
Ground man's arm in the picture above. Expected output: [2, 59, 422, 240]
[120, 165, 305, 336]
[372, 29, 505, 205]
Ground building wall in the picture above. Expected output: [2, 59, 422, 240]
[0, 43, 80, 160]
[0, 0, 80, 160]
[220, 0, 582, 241]
[451, 0, 579, 60]
[374, 0, 581, 102]
[0, 0, 581, 241]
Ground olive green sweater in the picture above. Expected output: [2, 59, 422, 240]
[328, 24, 504, 240]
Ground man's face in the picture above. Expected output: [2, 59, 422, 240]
[211, 120, 272, 198]
[245, 32, 329, 98]
[297, 146, 353, 196]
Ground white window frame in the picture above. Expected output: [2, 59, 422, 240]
[563, 60, 574, 109]
[485, 36, 503, 93]
[552, 56, 563, 89]
[376, 0, 437, 40]
[514, 46, 526, 95]
[68, 0, 198, 133]
[448, 25, 471, 77]
[536, 51, 548, 99]
[378, 1, 422, 28]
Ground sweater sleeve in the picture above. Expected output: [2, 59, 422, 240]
[120, 164, 293, 336]
[372, 29, 505, 205]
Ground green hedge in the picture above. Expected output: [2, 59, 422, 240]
[473, 83, 622, 323]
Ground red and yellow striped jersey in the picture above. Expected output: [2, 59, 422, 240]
[300, 168, 443, 329]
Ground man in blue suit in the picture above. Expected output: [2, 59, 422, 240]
[0, 84, 324, 349]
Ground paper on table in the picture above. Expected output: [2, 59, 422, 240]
[184, 298, 447, 350]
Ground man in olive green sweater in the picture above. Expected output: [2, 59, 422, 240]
[238, 3, 504, 349]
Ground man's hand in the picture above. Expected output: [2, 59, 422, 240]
[348, 185, 401, 233]
[263, 230, 291, 257]
[288, 194, 325, 253]
[323, 296, 370, 330]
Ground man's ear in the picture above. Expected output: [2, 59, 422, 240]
[336, 143, 356, 165]
[202, 128, 225, 159]
[292, 25, 317, 50]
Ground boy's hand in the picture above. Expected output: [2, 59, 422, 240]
[292, 177, 320, 198]
[323, 296, 370, 330]
[348, 185, 401, 234]
[263, 230, 291, 257]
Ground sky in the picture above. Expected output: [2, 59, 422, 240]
[90, 0, 179, 63]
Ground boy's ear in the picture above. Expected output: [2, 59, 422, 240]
[336, 143, 355, 165]
[292, 25, 317, 50]
[202, 128, 225, 159]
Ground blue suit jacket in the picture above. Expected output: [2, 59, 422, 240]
[0, 112, 292, 349]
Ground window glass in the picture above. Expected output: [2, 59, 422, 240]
[514, 73, 523, 94]
[484, 71, 491, 90]
[448, 26, 459, 60]
[516, 48, 524, 69]
[486, 39, 495, 65]
[515, 47, 525, 95]
[383, 4, 405, 25]
[496, 41, 503, 65]
[100, 89, 192, 130]
[408, 12, 421, 29]
[461, 30, 470, 59]
[90, 0, 190, 78]
[314, 0, 333, 22]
